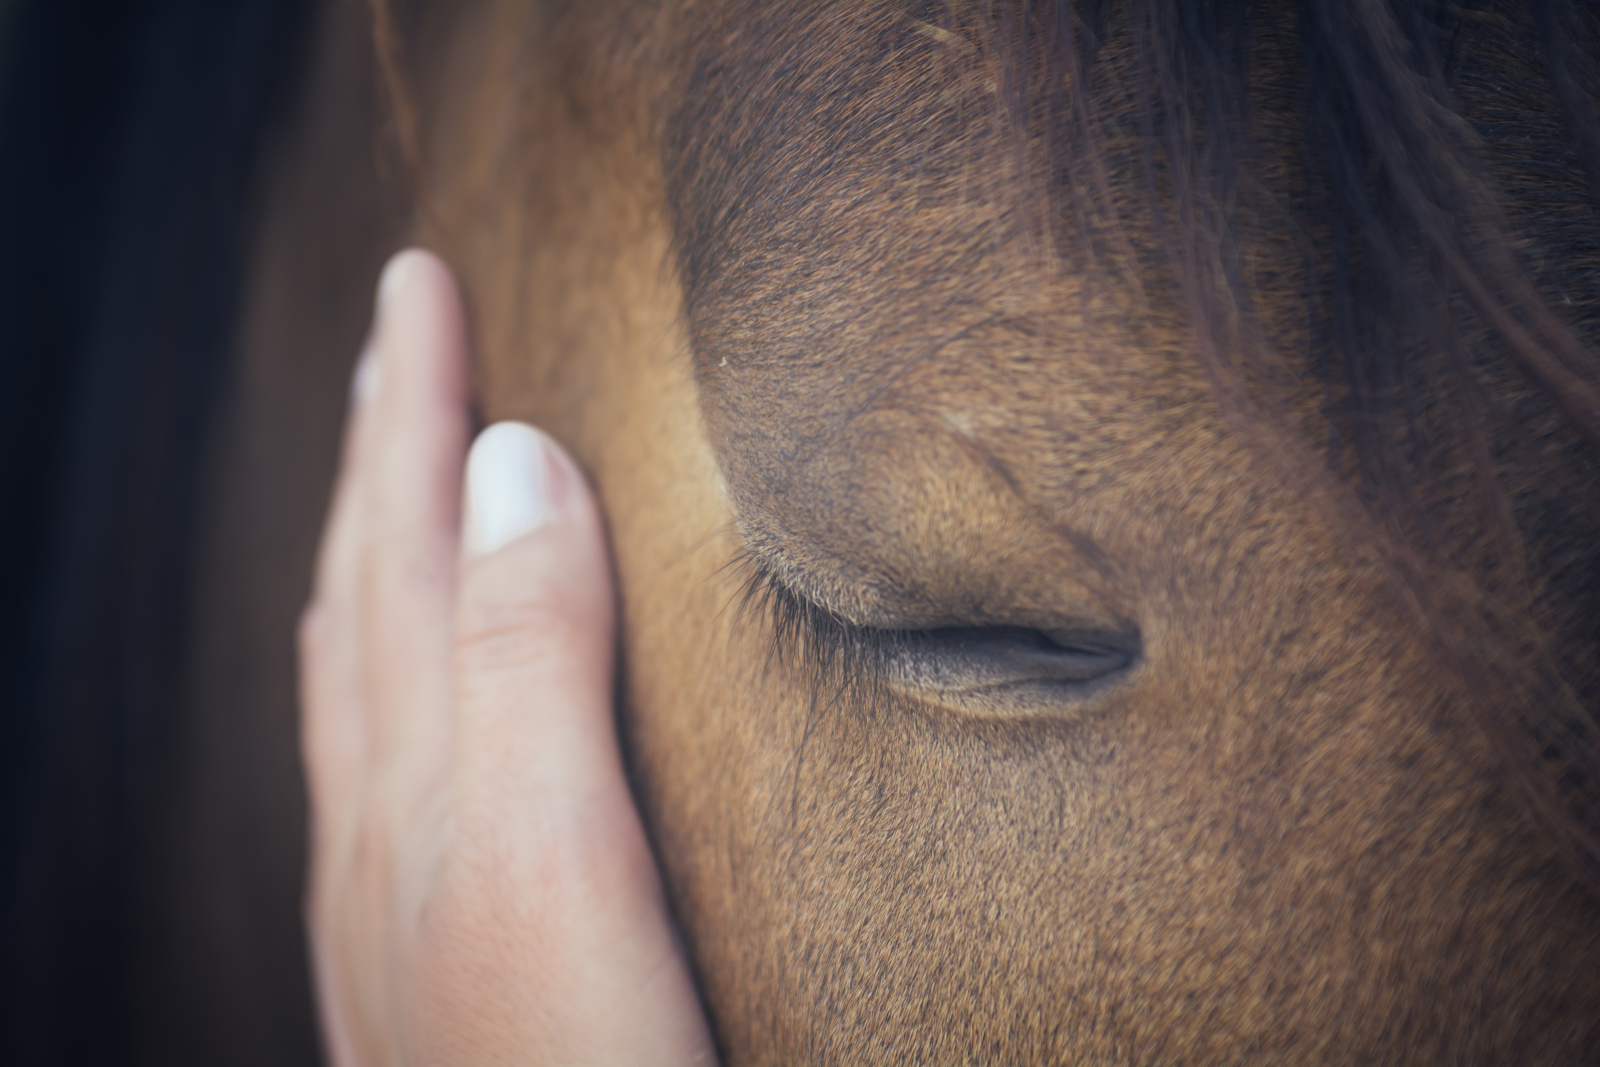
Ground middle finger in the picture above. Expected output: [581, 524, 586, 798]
[358, 249, 473, 772]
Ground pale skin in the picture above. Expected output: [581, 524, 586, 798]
[298, 248, 717, 1065]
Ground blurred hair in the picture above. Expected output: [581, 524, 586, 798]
[965, 0, 1600, 876]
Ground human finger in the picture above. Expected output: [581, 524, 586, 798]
[300, 299, 385, 844]
[298, 276, 398, 1067]
[410, 421, 716, 1065]
[358, 248, 472, 770]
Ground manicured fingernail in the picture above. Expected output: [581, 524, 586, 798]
[376, 250, 415, 318]
[351, 251, 415, 407]
[350, 340, 381, 406]
[464, 422, 557, 556]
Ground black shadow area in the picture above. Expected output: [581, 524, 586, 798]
[0, 1, 316, 1062]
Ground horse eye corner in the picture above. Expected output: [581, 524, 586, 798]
[1042, 627, 1143, 663]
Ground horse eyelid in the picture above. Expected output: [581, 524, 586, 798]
[739, 557, 890, 695]
[740, 560, 1140, 706]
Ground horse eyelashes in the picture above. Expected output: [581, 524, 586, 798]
[738, 557, 1140, 718]
[739, 558, 884, 691]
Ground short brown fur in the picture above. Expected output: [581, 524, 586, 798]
[190, 0, 1600, 1062]
[389, 0, 1600, 1061]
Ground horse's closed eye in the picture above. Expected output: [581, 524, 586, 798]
[742, 556, 1139, 718]
[878, 625, 1139, 715]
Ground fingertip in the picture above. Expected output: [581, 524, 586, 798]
[452, 422, 613, 690]
[376, 248, 412, 312]
[376, 247, 445, 317]
[349, 338, 381, 408]
[462, 422, 589, 558]
[360, 246, 473, 565]
[371, 247, 469, 409]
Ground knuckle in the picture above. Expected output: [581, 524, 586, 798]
[453, 594, 579, 678]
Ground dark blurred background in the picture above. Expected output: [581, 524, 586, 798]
[0, 1, 319, 1062]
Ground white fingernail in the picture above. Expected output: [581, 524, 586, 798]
[376, 250, 414, 318]
[464, 422, 554, 556]
[350, 340, 382, 406]
[352, 251, 416, 407]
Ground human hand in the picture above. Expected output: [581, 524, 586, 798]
[298, 249, 717, 1066]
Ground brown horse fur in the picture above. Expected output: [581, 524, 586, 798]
[172, 0, 1600, 1061]
[382, 0, 1600, 1061]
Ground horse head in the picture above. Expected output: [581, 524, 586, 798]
[374, 0, 1600, 1059]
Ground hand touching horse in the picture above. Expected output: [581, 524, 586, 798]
[176, 0, 1600, 1061]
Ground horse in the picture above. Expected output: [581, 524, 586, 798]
[123, 0, 1600, 1062]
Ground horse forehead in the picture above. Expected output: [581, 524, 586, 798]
[662, 3, 1206, 527]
